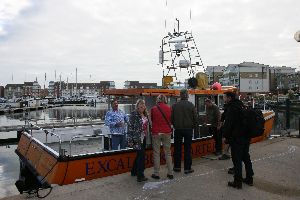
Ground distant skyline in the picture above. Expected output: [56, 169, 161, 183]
[0, 0, 299, 88]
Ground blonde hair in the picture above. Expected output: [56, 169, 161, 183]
[135, 99, 148, 116]
[156, 94, 168, 104]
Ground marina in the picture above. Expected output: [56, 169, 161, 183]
[0, 1, 299, 199]
[0, 96, 298, 199]
[7, 85, 277, 197]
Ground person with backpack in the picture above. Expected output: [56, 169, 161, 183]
[150, 94, 174, 180]
[222, 91, 254, 189]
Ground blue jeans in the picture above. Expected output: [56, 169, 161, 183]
[111, 134, 126, 150]
[173, 129, 193, 170]
[131, 140, 146, 178]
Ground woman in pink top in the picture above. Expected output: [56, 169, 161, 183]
[127, 99, 150, 182]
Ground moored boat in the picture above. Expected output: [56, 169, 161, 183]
[14, 20, 275, 196]
[14, 87, 275, 196]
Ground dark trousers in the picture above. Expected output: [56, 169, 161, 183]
[173, 129, 193, 170]
[131, 140, 146, 178]
[231, 137, 254, 182]
[111, 135, 127, 150]
[209, 127, 222, 153]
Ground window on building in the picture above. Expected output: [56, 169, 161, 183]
[249, 74, 252, 78]
[255, 74, 258, 78]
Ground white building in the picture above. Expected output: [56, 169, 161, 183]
[223, 62, 270, 93]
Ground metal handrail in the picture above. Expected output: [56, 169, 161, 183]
[26, 121, 63, 156]
[69, 133, 114, 156]
[198, 123, 212, 127]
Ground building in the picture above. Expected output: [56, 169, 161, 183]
[4, 84, 24, 99]
[23, 81, 41, 97]
[23, 82, 34, 96]
[286, 72, 300, 92]
[53, 81, 115, 98]
[269, 66, 297, 93]
[124, 81, 157, 89]
[223, 62, 270, 94]
[40, 88, 49, 98]
[205, 65, 225, 85]
[222, 64, 240, 87]
[99, 81, 115, 95]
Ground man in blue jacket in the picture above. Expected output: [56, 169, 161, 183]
[105, 99, 128, 150]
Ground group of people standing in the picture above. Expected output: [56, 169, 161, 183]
[105, 89, 197, 182]
[105, 90, 254, 189]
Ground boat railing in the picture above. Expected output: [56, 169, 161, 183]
[26, 121, 63, 156]
[69, 133, 114, 156]
[196, 123, 212, 139]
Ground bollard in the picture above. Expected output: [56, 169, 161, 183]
[285, 99, 290, 130]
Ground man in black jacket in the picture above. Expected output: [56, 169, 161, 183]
[223, 91, 254, 189]
[171, 89, 198, 174]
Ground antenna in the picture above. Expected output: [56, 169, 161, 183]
[164, 0, 168, 33]
[176, 18, 179, 33]
[189, 8, 192, 33]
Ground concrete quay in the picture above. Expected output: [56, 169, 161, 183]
[2, 135, 300, 200]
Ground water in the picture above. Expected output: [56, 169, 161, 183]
[0, 145, 19, 199]
[0, 104, 130, 198]
[0, 106, 299, 198]
[271, 109, 300, 135]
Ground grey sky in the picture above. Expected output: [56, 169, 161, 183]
[0, 0, 299, 88]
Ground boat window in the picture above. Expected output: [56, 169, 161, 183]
[218, 95, 224, 109]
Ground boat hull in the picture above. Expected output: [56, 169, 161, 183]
[15, 111, 275, 186]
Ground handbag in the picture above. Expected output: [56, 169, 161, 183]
[156, 105, 173, 136]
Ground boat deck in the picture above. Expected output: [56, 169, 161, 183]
[46, 138, 107, 156]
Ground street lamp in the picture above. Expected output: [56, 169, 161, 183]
[294, 31, 300, 42]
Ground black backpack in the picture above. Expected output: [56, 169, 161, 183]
[241, 108, 265, 138]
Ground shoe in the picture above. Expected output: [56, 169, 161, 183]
[228, 167, 234, 175]
[137, 176, 148, 182]
[173, 168, 181, 172]
[228, 181, 242, 189]
[167, 174, 174, 179]
[242, 177, 253, 186]
[151, 174, 160, 179]
[218, 154, 230, 160]
[214, 152, 222, 156]
[184, 169, 194, 174]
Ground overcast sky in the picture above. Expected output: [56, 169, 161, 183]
[0, 0, 299, 88]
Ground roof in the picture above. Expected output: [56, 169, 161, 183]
[104, 87, 237, 96]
